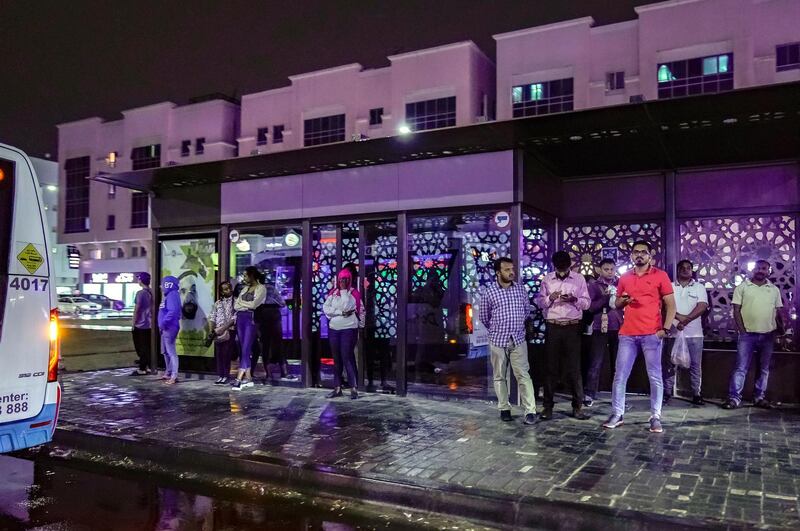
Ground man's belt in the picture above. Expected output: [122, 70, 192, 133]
[546, 319, 581, 326]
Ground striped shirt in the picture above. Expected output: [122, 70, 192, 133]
[479, 281, 531, 347]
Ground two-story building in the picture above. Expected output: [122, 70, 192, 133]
[57, 95, 239, 304]
[494, 0, 800, 121]
[238, 41, 495, 156]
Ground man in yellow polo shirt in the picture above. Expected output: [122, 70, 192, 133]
[722, 260, 785, 409]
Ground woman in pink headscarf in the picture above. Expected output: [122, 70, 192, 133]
[322, 268, 365, 399]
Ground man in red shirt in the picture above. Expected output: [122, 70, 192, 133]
[602, 241, 676, 433]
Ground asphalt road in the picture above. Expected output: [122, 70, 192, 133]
[60, 317, 137, 372]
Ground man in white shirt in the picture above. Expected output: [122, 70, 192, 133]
[662, 260, 708, 406]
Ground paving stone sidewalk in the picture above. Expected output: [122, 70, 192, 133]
[56, 369, 800, 529]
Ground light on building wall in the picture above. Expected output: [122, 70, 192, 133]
[46, 185, 57, 191]
[106, 151, 117, 168]
[398, 124, 412, 135]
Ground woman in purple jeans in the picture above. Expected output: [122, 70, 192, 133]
[232, 267, 266, 391]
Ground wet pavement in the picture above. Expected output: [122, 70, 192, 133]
[54, 369, 800, 529]
[0, 453, 485, 530]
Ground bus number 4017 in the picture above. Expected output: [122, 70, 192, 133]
[9, 277, 48, 292]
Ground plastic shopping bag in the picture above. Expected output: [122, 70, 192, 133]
[670, 331, 691, 369]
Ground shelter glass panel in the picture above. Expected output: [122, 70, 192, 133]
[229, 227, 303, 381]
[406, 211, 512, 397]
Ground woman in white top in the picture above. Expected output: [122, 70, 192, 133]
[322, 268, 365, 399]
[232, 266, 266, 390]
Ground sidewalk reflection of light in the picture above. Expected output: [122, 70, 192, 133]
[229, 396, 242, 414]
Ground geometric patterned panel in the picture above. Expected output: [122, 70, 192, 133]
[563, 222, 663, 275]
[680, 215, 796, 348]
[522, 214, 550, 344]
[373, 234, 398, 339]
[409, 231, 451, 292]
[342, 221, 359, 265]
[312, 226, 337, 333]
[462, 230, 512, 294]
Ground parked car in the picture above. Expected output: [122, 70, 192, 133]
[57, 296, 102, 315]
[79, 293, 125, 311]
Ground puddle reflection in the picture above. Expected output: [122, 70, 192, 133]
[0, 454, 440, 530]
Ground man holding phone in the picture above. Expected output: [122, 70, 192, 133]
[535, 251, 591, 421]
[603, 241, 676, 433]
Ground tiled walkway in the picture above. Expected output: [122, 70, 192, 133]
[57, 369, 800, 529]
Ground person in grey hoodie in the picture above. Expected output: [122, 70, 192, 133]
[158, 275, 182, 384]
[131, 272, 154, 376]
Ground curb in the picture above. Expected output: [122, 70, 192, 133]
[53, 427, 737, 531]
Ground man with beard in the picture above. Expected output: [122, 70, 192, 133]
[603, 241, 676, 433]
[178, 271, 209, 354]
[722, 260, 785, 410]
[479, 257, 538, 425]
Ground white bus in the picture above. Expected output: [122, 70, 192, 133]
[0, 143, 61, 452]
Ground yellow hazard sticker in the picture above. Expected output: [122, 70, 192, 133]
[17, 243, 44, 274]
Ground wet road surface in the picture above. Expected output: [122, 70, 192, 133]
[0, 453, 493, 531]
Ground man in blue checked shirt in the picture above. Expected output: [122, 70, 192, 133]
[479, 257, 538, 425]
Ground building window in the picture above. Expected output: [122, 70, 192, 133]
[369, 107, 383, 126]
[304, 115, 345, 147]
[256, 127, 269, 146]
[657, 53, 733, 99]
[195, 137, 205, 155]
[67, 245, 80, 269]
[605, 71, 625, 91]
[106, 215, 115, 231]
[273, 125, 284, 144]
[89, 249, 102, 260]
[110, 247, 124, 259]
[64, 156, 90, 233]
[405, 96, 456, 132]
[141, 246, 147, 257]
[131, 144, 161, 170]
[131, 246, 139, 257]
[180, 140, 191, 157]
[130, 192, 149, 228]
[777, 42, 800, 72]
[512, 78, 573, 118]
[108, 184, 116, 199]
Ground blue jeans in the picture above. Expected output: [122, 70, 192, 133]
[160, 330, 179, 379]
[662, 336, 704, 396]
[611, 334, 663, 417]
[728, 332, 774, 404]
[236, 311, 257, 371]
